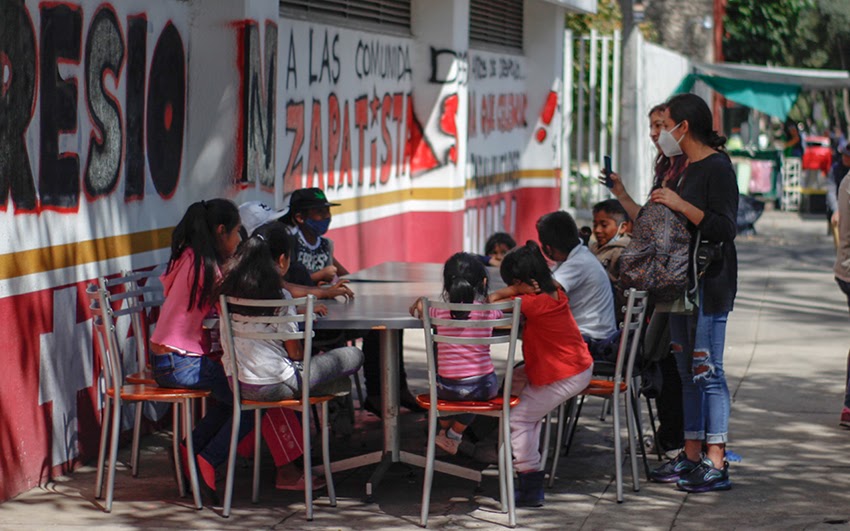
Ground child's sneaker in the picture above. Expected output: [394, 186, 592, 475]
[649, 451, 700, 483]
[434, 431, 460, 455]
[840, 407, 850, 429]
[676, 456, 732, 493]
[515, 470, 545, 507]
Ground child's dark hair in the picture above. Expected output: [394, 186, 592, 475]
[442, 252, 489, 319]
[484, 232, 516, 256]
[536, 211, 580, 255]
[499, 241, 557, 294]
[592, 199, 630, 223]
[168, 199, 240, 311]
[216, 222, 292, 316]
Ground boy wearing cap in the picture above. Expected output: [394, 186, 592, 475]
[285, 188, 349, 283]
[239, 200, 354, 300]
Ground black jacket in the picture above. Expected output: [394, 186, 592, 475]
[677, 153, 739, 313]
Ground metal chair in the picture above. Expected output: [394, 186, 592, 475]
[416, 298, 522, 528]
[218, 294, 338, 520]
[544, 288, 648, 502]
[88, 284, 209, 512]
[99, 266, 165, 477]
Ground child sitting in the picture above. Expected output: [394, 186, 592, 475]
[590, 199, 633, 322]
[490, 242, 594, 507]
[409, 253, 501, 455]
[590, 199, 632, 283]
[283, 187, 349, 284]
[477, 232, 516, 267]
[216, 222, 364, 489]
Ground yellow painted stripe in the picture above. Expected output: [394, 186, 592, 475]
[1, 169, 561, 280]
[334, 187, 464, 215]
[334, 170, 560, 214]
[0, 227, 173, 282]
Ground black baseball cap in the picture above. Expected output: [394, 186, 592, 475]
[288, 188, 341, 213]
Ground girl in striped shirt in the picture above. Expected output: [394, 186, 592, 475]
[410, 252, 501, 455]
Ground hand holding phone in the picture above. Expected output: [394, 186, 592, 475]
[603, 155, 614, 188]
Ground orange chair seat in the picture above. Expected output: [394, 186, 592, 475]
[415, 394, 520, 412]
[241, 395, 335, 408]
[126, 369, 155, 384]
[581, 379, 628, 396]
[108, 385, 211, 401]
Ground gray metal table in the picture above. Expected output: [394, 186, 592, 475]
[313, 280, 453, 498]
[344, 261, 505, 289]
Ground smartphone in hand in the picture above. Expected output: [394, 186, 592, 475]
[603, 155, 614, 188]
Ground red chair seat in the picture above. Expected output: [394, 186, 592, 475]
[107, 385, 211, 401]
[126, 369, 155, 384]
[581, 379, 628, 396]
[241, 395, 335, 408]
[415, 393, 520, 412]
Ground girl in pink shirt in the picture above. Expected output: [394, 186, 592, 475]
[151, 199, 246, 503]
[410, 252, 501, 455]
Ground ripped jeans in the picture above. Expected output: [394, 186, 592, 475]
[668, 297, 731, 445]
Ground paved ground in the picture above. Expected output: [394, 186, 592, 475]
[2, 208, 850, 530]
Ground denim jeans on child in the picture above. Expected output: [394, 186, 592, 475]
[668, 290, 731, 445]
[436, 371, 499, 426]
[153, 352, 253, 466]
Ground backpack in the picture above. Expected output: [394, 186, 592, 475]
[618, 202, 691, 302]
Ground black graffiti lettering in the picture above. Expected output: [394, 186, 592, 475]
[428, 47, 467, 85]
[242, 21, 277, 187]
[470, 56, 488, 81]
[331, 34, 340, 83]
[355, 40, 411, 81]
[146, 22, 185, 198]
[84, 7, 124, 199]
[469, 151, 521, 191]
[39, 4, 82, 210]
[124, 15, 146, 201]
[285, 29, 297, 90]
[0, 0, 37, 211]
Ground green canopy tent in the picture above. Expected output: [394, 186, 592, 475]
[674, 62, 850, 120]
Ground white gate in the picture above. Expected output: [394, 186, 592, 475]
[562, 29, 622, 217]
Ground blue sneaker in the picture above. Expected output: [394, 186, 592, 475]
[676, 457, 732, 492]
[649, 451, 700, 483]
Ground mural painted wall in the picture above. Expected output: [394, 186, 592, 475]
[0, 0, 565, 502]
[0, 0, 278, 501]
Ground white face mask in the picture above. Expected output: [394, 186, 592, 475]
[609, 222, 626, 243]
[658, 122, 684, 158]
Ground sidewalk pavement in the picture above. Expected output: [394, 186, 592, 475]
[2, 209, 849, 530]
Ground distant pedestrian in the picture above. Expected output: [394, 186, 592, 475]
[833, 170, 850, 428]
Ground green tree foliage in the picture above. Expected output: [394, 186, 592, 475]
[723, 0, 812, 65]
[724, 0, 850, 70]
[566, 0, 621, 35]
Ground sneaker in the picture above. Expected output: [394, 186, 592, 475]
[434, 431, 460, 455]
[676, 456, 731, 493]
[840, 408, 850, 429]
[649, 451, 700, 483]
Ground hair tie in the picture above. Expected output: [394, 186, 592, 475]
[254, 233, 266, 242]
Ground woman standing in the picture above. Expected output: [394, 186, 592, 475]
[609, 94, 738, 492]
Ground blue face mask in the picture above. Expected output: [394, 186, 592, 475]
[305, 217, 331, 236]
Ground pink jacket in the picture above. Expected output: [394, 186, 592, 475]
[151, 249, 216, 355]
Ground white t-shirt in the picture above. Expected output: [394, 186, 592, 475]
[223, 289, 299, 385]
[551, 243, 618, 340]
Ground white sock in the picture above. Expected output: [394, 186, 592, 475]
[446, 428, 463, 441]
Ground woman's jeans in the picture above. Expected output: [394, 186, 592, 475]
[835, 277, 850, 409]
[436, 371, 499, 426]
[668, 301, 731, 445]
[153, 352, 253, 467]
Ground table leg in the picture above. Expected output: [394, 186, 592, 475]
[381, 329, 400, 460]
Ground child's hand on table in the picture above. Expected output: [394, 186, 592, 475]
[409, 297, 425, 319]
